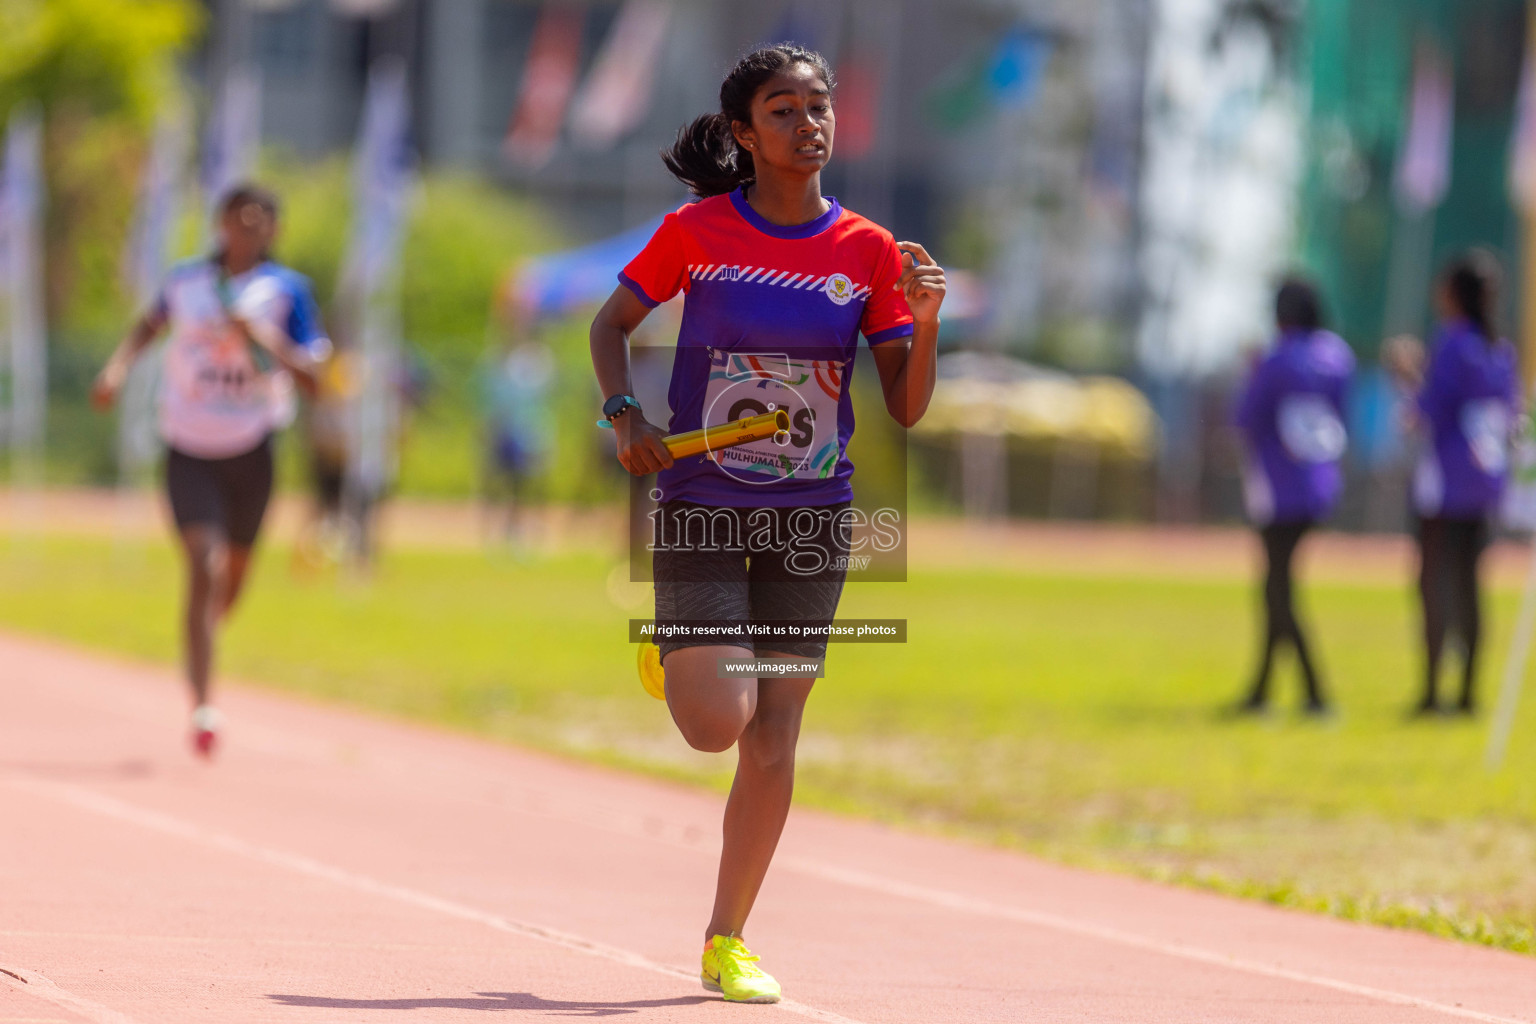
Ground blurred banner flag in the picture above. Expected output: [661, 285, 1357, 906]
[1381, 38, 1453, 337]
[328, 0, 401, 14]
[341, 58, 414, 518]
[1, 107, 46, 463]
[829, 54, 878, 160]
[1393, 40, 1453, 214]
[123, 108, 188, 308]
[343, 59, 413, 294]
[503, 4, 586, 169]
[202, 64, 263, 211]
[118, 106, 188, 483]
[569, 0, 670, 149]
[1510, 44, 1536, 213]
[927, 27, 1052, 131]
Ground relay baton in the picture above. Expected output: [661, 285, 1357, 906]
[663, 408, 791, 459]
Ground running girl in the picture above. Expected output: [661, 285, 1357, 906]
[1233, 278, 1353, 716]
[1400, 251, 1519, 715]
[589, 44, 945, 1003]
[92, 183, 329, 756]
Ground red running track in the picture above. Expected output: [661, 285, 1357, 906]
[2, 631, 1534, 1024]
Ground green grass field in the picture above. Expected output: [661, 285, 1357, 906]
[3, 526, 1535, 953]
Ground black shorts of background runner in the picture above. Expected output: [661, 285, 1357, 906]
[311, 455, 344, 515]
[1416, 515, 1489, 712]
[1243, 520, 1325, 710]
[165, 436, 275, 548]
[653, 501, 850, 662]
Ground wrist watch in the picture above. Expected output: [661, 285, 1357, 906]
[598, 393, 641, 428]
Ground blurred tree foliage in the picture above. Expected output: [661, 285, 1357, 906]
[0, 0, 203, 333]
[262, 157, 560, 355]
[263, 155, 581, 499]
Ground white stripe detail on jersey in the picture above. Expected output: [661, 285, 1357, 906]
[691, 268, 871, 296]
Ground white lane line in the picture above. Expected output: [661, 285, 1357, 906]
[331, 774, 1531, 1024]
[3, 777, 867, 1024]
[0, 965, 144, 1024]
[398, 784, 1530, 1024]
[778, 858, 1533, 1024]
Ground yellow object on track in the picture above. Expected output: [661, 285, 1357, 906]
[637, 642, 666, 700]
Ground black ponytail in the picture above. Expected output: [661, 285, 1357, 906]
[661, 113, 749, 199]
[661, 43, 835, 199]
[1441, 248, 1501, 342]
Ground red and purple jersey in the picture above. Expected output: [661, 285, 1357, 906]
[619, 187, 914, 507]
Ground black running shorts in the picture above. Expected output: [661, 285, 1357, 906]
[652, 501, 850, 661]
[165, 436, 275, 548]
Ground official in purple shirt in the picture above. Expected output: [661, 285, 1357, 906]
[1232, 278, 1353, 715]
[1408, 250, 1519, 716]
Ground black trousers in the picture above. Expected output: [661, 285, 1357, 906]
[1416, 515, 1490, 710]
[1246, 520, 1325, 707]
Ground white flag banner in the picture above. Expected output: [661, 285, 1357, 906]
[1511, 48, 1536, 213]
[344, 59, 413, 294]
[568, 0, 671, 150]
[203, 64, 263, 213]
[124, 107, 189, 308]
[1394, 40, 1454, 214]
[119, 107, 187, 480]
[340, 58, 414, 503]
[3, 107, 46, 461]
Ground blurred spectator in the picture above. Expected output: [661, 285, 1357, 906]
[1231, 277, 1353, 716]
[479, 340, 554, 546]
[1404, 250, 1519, 716]
[292, 349, 359, 574]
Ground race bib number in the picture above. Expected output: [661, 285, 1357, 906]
[1278, 394, 1346, 464]
[166, 325, 265, 412]
[1462, 398, 1509, 474]
[700, 348, 844, 484]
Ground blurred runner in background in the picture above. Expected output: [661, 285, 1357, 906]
[92, 183, 329, 757]
[479, 338, 554, 547]
[1232, 278, 1353, 717]
[292, 347, 358, 573]
[1392, 251, 1520, 716]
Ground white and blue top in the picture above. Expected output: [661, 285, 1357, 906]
[151, 258, 327, 459]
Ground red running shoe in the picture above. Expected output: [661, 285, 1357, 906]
[191, 705, 222, 759]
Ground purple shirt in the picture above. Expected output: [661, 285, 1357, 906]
[1236, 329, 1354, 525]
[1413, 320, 1520, 519]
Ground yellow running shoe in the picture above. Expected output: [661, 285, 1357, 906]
[637, 641, 666, 700]
[701, 934, 781, 1003]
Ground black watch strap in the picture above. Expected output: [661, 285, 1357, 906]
[601, 394, 641, 422]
